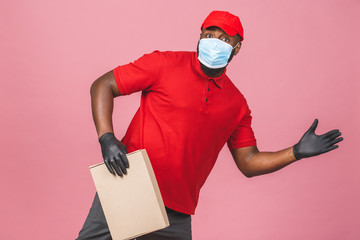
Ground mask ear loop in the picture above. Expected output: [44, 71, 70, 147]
[233, 42, 240, 49]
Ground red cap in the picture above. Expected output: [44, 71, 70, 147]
[201, 10, 244, 40]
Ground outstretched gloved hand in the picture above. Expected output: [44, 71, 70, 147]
[99, 132, 129, 176]
[293, 119, 343, 160]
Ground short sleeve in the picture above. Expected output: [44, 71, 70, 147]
[227, 103, 257, 151]
[113, 51, 163, 95]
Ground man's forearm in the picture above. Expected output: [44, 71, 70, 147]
[90, 78, 115, 138]
[234, 147, 297, 178]
[232, 119, 342, 178]
[90, 71, 129, 176]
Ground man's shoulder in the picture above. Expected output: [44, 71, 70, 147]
[153, 50, 195, 59]
[132, 50, 194, 65]
[143, 51, 195, 67]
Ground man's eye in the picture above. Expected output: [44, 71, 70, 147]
[206, 34, 212, 38]
[222, 38, 230, 42]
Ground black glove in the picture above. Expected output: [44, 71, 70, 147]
[99, 132, 129, 176]
[293, 119, 343, 160]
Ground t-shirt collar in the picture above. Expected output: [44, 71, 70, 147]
[191, 52, 226, 88]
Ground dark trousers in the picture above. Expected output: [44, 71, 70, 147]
[76, 193, 192, 240]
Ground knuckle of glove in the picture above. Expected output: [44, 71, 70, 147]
[108, 144, 122, 155]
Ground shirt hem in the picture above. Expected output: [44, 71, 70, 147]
[163, 197, 195, 215]
[229, 139, 257, 151]
[113, 67, 128, 95]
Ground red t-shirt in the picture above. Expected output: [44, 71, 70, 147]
[113, 51, 256, 215]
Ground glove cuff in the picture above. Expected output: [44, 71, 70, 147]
[293, 144, 302, 160]
[99, 132, 116, 143]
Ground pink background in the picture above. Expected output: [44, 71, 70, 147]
[1, 0, 359, 239]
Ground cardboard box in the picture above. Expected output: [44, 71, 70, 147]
[89, 149, 169, 240]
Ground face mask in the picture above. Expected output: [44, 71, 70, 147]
[198, 38, 238, 69]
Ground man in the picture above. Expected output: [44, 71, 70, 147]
[77, 11, 343, 239]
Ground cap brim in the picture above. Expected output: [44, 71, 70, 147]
[202, 21, 237, 36]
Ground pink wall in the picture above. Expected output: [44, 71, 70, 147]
[1, 0, 359, 239]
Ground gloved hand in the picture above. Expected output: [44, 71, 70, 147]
[293, 119, 343, 160]
[99, 132, 129, 176]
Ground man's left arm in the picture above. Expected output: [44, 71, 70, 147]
[231, 119, 343, 178]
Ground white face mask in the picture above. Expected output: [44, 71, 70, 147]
[198, 38, 238, 69]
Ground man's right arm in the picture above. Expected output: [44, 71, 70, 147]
[90, 70, 129, 176]
[90, 70, 121, 138]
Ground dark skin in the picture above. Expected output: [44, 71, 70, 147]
[198, 26, 242, 78]
[91, 27, 299, 178]
[90, 70, 121, 138]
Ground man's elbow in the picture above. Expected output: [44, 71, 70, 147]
[90, 81, 96, 96]
[90, 71, 120, 97]
[237, 166, 255, 178]
[232, 146, 259, 178]
[90, 78, 106, 97]
[242, 170, 255, 178]
[244, 173, 254, 178]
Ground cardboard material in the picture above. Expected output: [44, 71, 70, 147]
[89, 149, 169, 240]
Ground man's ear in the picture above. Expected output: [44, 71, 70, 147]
[234, 42, 242, 56]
